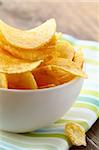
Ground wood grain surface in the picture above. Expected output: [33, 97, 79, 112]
[0, 1, 99, 150]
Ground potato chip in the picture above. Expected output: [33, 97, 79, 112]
[43, 65, 75, 84]
[44, 57, 87, 78]
[55, 40, 75, 60]
[7, 72, 37, 90]
[0, 48, 43, 73]
[0, 72, 8, 88]
[39, 84, 55, 89]
[57, 73, 75, 84]
[0, 19, 56, 49]
[52, 65, 87, 78]
[0, 39, 59, 61]
[73, 49, 84, 68]
[32, 66, 60, 87]
[65, 122, 86, 146]
[0, 32, 59, 61]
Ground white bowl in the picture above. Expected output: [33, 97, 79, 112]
[0, 78, 84, 133]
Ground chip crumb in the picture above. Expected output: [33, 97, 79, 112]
[65, 122, 86, 146]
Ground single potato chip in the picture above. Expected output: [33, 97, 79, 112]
[0, 48, 42, 73]
[65, 122, 86, 146]
[0, 35, 59, 61]
[39, 84, 55, 89]
[73, 49, 84, 68]
[32, 66, 60, 87]
[0, 72, 8, 88]
[7, 72, 37, 90]
[0, 41, 59, 61]
[44, 57, 87, 78]
[52, 65, 87, 78]
[0, 19, 56, 49]
[45, 65, 75, 84]
[44, 64, 75, 82]
[57, 73, 75, 84]
[55, 40, 75, 60]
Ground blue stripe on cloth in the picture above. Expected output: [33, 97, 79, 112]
[78, 96, 99, 107]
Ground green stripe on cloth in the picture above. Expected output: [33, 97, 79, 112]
[0, 34, 99, 150]
[23, 133, 66, 140]
[0, 148, 6, 150]
[85, 59, 99, 66]
[74, 102, 99, 117]
[81, 90, 99, 98]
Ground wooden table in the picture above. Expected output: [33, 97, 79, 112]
[0, 1, 99, 149]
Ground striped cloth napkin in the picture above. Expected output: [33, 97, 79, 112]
[0, 34, 99, 150]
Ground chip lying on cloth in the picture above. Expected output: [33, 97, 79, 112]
[0, 18, 87, 90]
[65, 122, 86, 146]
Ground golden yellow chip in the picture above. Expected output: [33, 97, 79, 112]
[0, 41, 59, 61]
[0, 33, 59, 61]
[32, 66, 60, 87]
[0, 72, 8, 88]
[57, 73, 75, 84]
[73, 49, 84, 68]
[55, 40, 75, 60]
[65, 122, 86, 146]
[0, 19, 56, 49]
[0, 48, 43, 73]
[39, 84, 55, 89]
[44, 57, 87, 78]
[44, 65, 75, 84]
[7, 72, 37, 90]
[52, 65, 87, 78]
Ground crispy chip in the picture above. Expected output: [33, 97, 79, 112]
[33, 65, 75, 87]
[0, 35, 58, 61]
[7, 72, 37, 90]
[52, 65, 87, 78]
[57, 73, 75, 84]
[0, 72, 8, 88]
[65, 122, 86, 146]
[44, 57, 87, 78]
[73, 49, 84, 68]
[44, 64, 75, 83]
[0, 19, 56, 49]
[32, 66, 60, 87]
[0, 48, 42, 73]
[39, 84, 55, 89]
[55, 40, 75, 60]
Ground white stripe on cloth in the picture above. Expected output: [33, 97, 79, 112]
[63, 108, 97, 127]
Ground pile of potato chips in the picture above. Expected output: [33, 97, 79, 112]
[0, 19, 87, 90]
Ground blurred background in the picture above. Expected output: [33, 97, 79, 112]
[0, 0, 98, 41]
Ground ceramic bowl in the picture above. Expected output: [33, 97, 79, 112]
[0, 78, 84, 133]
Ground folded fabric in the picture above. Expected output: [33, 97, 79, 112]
[0, 34, 99, 150]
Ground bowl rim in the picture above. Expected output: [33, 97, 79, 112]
[0, 77, 83, 93]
